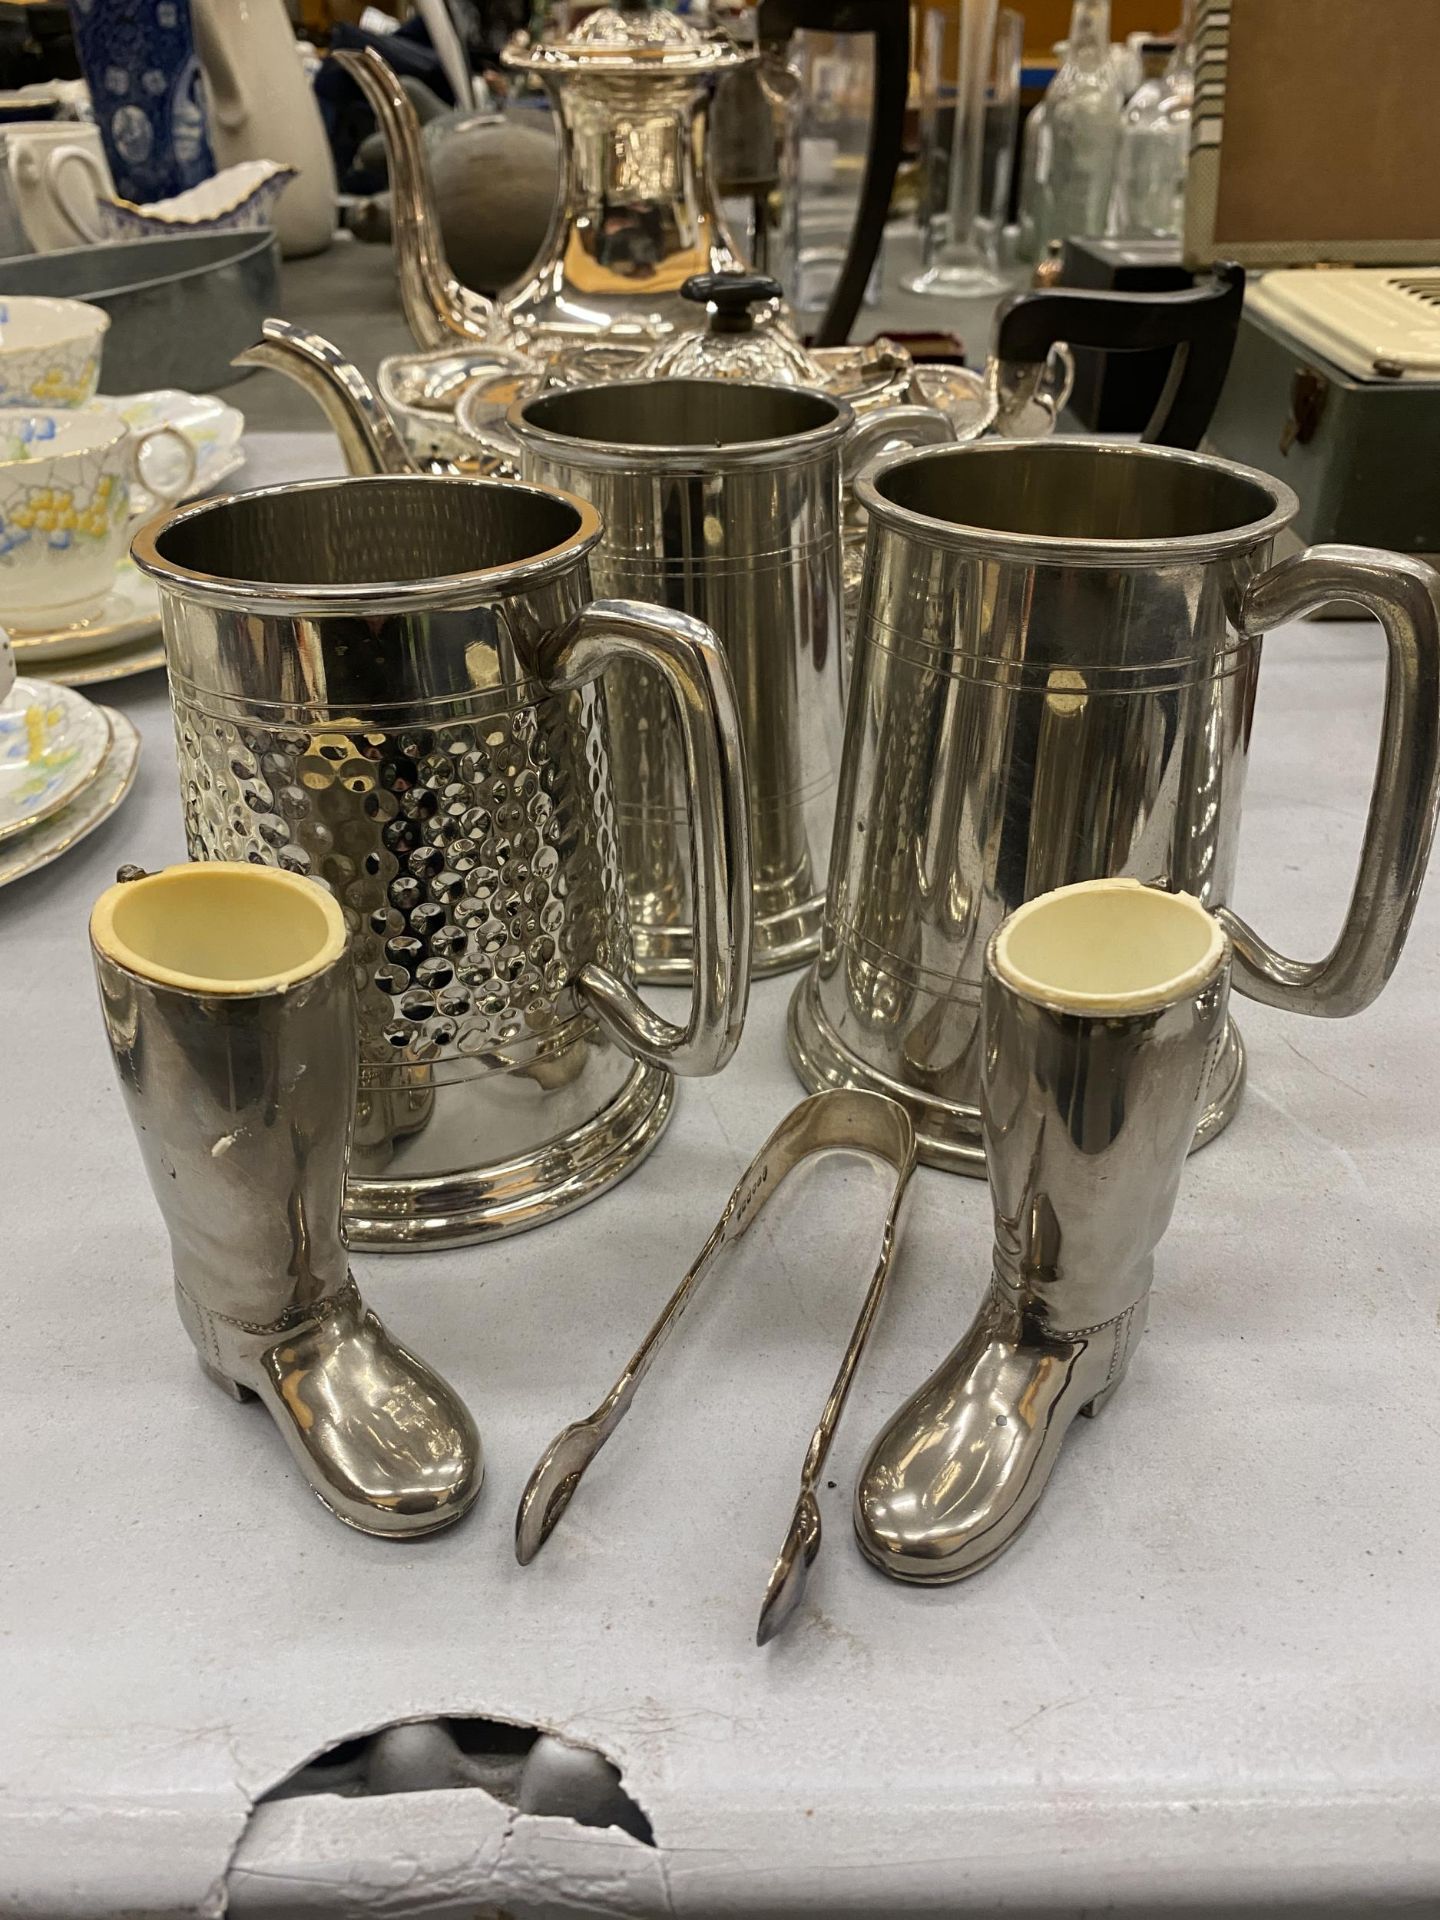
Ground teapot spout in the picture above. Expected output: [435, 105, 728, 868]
[234, 320, 421, 475]
[336, 45, 500, 352]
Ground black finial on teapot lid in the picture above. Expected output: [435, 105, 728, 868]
[682, 272, 786, 333]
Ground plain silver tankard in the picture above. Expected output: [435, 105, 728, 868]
[789, 439, 1440, 1169]
[133, 473, 752, 1248]
[505, 376, 949, 981]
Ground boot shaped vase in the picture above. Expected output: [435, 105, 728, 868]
[90, 862, 483, 1537]
[856, 878, 1230, 1582]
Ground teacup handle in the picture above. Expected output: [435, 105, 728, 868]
[843, 404, 958, 483]
[126, 425, 197, 519]
[537, 598, 753, 1077]
[43, 143, 109, 245]
[1219, 544, 1440, 1018]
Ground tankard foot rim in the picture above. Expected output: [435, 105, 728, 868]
[343, 1060, 675, 1251]
[787, 966, 1247, 1174]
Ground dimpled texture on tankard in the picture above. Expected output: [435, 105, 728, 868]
[172, 691, 631, 1083]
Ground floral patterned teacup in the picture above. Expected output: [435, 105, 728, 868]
[0, 407, 193, 628]
[0, 296, 109, 409]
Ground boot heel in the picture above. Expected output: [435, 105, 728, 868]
[1081, 1300, 1146, 1418]
[201, 1359, 258, 1403]
[1081, 1372, 1125, 1418]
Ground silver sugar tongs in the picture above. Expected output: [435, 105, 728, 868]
[514, 1089, 917, 1644]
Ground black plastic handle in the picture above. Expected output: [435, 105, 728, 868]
[756, 0, 909, 349]
[991, 262, 1246, 449]
[682, 272, 786, 330]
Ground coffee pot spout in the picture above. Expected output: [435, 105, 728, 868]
[335, 45, 499, 353]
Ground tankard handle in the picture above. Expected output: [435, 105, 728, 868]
[1219, 544, 1440, 1018]
[538, 599, 754, 1076]
[843, 405, 958, 483]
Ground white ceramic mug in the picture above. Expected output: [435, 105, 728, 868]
[0, 296, 110, 409]
[0, 122, 113, 251]
[0, 407, 195, 628]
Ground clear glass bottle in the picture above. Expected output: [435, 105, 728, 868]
[1015, 45, 1061, 265]
[1107, 3, 1194, 239]
[790, 28, 884, 318]
[1110, 31, 1150, 102]
[1116, 33, 1176, 116]
[1034, 0, 1123, 256]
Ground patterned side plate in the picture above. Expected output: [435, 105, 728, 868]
[9, 560, 161, 665]
[0, 706, 138, 889]
[44, 637, 167, 688]
[0, 679, 112, 843]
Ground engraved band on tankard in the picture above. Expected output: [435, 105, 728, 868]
[790, 438, 1440, 1171]
[506, 376, 948, 982]
[132, 473, 752, 1250]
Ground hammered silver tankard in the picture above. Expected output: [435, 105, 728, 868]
[133, 474, 752, 1249]
[505, 376, 948, 980]
[789, 439, 1440, 1170]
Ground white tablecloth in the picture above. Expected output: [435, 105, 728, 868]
[3, 433, 1438, 1917]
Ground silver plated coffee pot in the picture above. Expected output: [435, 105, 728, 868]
[337, 8, 753, 358]
[499, 1, 751, 344]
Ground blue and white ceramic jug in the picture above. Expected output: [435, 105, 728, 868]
[67, 0, 216, 204]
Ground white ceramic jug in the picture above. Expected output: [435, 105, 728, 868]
[191, 0, 336, 258]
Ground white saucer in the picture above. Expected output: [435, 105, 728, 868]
[0, 706, 139, 888]
[0, 678, 112, 842]
[44, 634, 166, 688]
[8, 560, 161, 665]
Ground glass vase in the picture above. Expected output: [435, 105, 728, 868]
[906, 0, 1013, 298]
